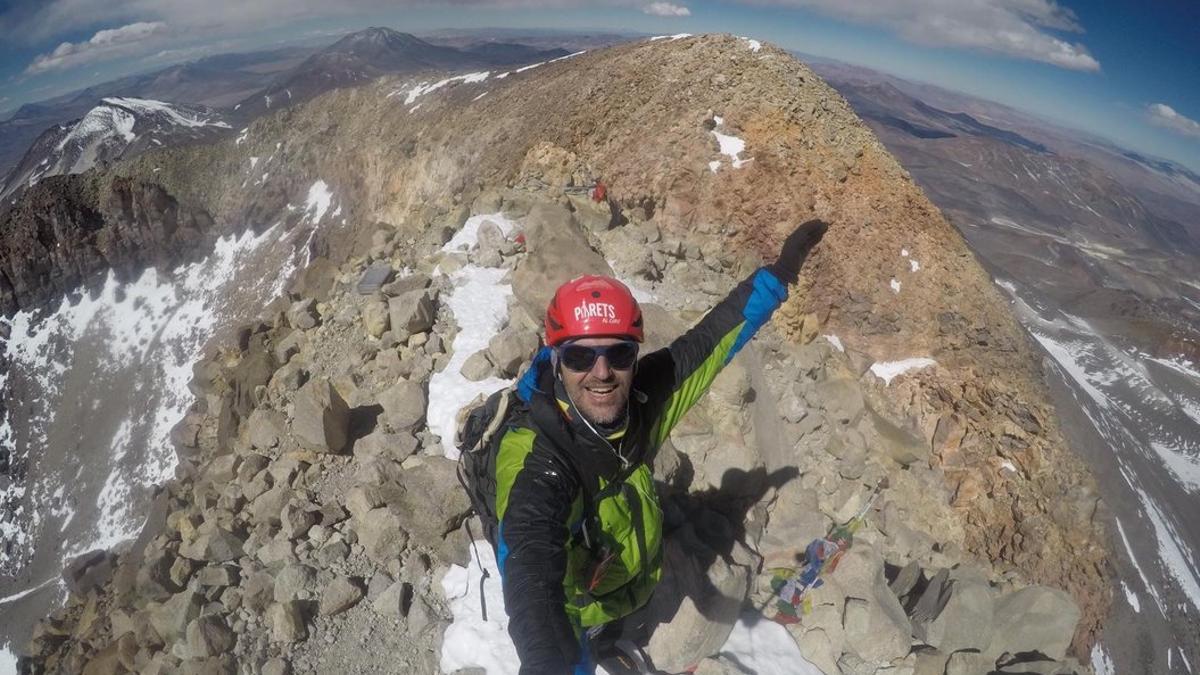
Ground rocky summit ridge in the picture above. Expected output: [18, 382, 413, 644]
[4, 34, 1109, 674]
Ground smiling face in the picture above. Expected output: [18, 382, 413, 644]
[558, 337, 635, 425]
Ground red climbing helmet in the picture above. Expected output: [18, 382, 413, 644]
[545, 275, 644, 346]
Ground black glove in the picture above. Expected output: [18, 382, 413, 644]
[767, 219, 828, 284]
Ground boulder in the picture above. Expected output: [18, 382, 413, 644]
[353, 429, 420, 461]
[283, 299, 316, 331]
[319, 577, 365, 616]
[63, 550, 117, 595]
[178, 525, 244, 563]
[378, 380, 426, 432]
[268, 601, 307, 643]
[292, 378, 350, 453]
[185, 616, 235, 659]
[487, 326, 539, 377]
[250, 486, 292, 526]
[149, 590, 203, 643]
[273, 564, 318, 603]
[247, 409, 286, 451]
[644, 529, 754, 673]
[373, 581, 414, 618]
[987, 586, 1080, 661]
[362, 298, 390, 338]
[388, 289, 436, 341]
[355, 508, 410, 565]
[811, 379, 864, 426]
[826, 546, 912, 664]
[392, 458, 473, 551]
[460, 350, 495, 381]
[915, 567, 994, 654]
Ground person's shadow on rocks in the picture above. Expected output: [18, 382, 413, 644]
[611, 462, 799, 666]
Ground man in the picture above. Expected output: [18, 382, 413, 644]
[494, 220, 828, 673]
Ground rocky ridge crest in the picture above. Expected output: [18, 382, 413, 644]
[7, 34, 1109, 672]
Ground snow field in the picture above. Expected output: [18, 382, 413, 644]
[427, 213, 523, 460]
[0, 179, 338, 577]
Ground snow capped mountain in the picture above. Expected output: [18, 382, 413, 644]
[1, 97, 232, 200]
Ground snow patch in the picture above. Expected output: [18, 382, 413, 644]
[995, 278, 1018, 295]
[901, 249, 909, 257]
[102, 97, 230, 129]
[823, 334, 844, 352]
[401, 71, 490, 105]
[515, 61, 545, 73]
[440, 541, 518, 673]
[303, 180, 335, 224]
[910, 259, 920, 272]
[739, 37, 763, 52]
[249, 156, 259, 170]
[870, 358, 937, 385]
[1119, 579, 1141, 613]
[649, 33, 692, 41]
[0, 645, 17, 675]
[719, 613, 823, 675]
[1130, 483, 1200, 612]
[710, 117, 752, 170]
[443, 213, 520, 252]
[428, 264, 515, 459]
[1090, 643, 1115, 675]
[889, 278, 901, 293]
[1114, 517, 1165, 615]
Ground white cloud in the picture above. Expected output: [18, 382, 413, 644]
[24, 21, 167, 74]
[751, 0, 1100, 71]
[643, 2, 691, 16]
[1146, 103, 1200, 139]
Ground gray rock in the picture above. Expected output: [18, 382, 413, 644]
[379, 380, 427, 432]
[280, 504, 318, 541]
[644, 529, 754, 673]
[353, 429, 419, 461]
[268, 601, 306, 643]
[362, 299, 390, 338]
[919, 568, 994, 654]
[250, 486, 292, 527]
[318, 577, 365, 616]
[827, 546, 912, 664]
[372, 581, 414, 618]
[247, 409, 286, 451]
[149, 590, 203, 643]
[381, 274, 432, 298]
[392, 458, 473, 556]
[812, 379, 864, 425]
[460, 350, 495, 381]
[241, 570, 275, 614]
[273, 331, 306, 364]
[287, 299, 319, 330]
[355, 508, 409, 565]
[261, 658, 290, 675]
[273, 564, 318, 603]
[179, 526, 244, 563]
[292, 378, 350, 454]
[988, 586, 1080, 661]
[185, 616, 235, 659]
[388, 289, 436, 340]
[487, 326, 538, 377]
[195, 565, 239, 589]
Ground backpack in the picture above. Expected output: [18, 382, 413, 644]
[455, 386, 521, 548]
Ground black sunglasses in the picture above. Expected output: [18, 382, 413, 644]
[558, 341, 639, 372]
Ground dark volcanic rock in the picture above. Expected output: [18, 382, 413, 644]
[0, 174, 215, 315]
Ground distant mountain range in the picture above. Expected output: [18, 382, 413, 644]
[235, 27, 569, 117]
[0, 27, 613, 192]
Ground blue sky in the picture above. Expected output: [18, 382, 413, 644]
[1, 0, 1198, 171]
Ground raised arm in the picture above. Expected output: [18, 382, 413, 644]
[642, 220, 828, 446]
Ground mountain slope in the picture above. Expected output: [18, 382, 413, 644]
[1, 34, 1112, 671]
[236, 27, 568, 117]
[1, 97, 233, 201]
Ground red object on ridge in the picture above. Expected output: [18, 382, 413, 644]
[591, 180, 607, 202]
